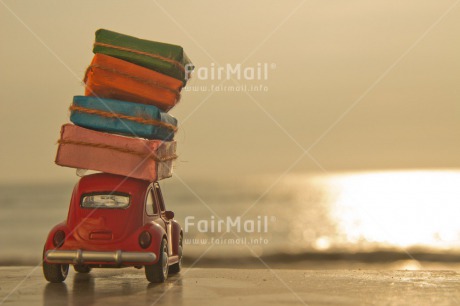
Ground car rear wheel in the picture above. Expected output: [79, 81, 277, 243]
[145, 239, 168, 283]
[43, 261, 69, 283]
[169, 235, 183, 274]
[74, 265, 92, 273]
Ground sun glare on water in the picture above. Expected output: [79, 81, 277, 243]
[327, 170, 460, 249]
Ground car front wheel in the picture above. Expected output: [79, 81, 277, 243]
[43, 261, 69, 283]
[145, 239, 168, 283]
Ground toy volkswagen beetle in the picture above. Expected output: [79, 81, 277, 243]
[42, 173, 183, 283]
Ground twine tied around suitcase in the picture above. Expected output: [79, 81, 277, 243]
[84, 64, 182, 99]
[69, 105, 178, 133]
[57, 139, 178, 162]
[93, 42, 186, 74]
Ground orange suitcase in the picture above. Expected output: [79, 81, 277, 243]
[84, 54, 183, 112]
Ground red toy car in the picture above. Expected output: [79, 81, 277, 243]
[42, 173, 183, 283]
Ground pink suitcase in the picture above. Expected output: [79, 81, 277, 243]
[55, 124, 176, 181]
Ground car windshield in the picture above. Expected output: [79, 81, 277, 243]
[81, 193, 130, 209]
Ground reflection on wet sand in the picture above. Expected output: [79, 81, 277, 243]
[43, 283, 68, 306]
[18, 267, 456, 306]
[43, 270, 183, 306]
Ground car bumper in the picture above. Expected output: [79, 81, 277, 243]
[45, 249, 156, 265]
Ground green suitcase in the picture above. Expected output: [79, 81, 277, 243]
[93, 29, 194, 84]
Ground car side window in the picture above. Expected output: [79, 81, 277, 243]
[154, 183, 165, 212]
[145, 189, 158, 215]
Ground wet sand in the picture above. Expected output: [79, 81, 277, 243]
[1, 266, 459, 305]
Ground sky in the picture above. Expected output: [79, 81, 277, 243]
[0, 0, 459, 184]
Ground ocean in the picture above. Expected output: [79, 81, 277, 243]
[1, 170, 460, 267]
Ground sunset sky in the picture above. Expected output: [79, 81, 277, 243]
[1, 0, 459, 183]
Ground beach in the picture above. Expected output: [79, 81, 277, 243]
[2, 172, 460, 305]
[1, 266, 459, 305]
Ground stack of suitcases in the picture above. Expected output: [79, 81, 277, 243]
[55, 29, 193, 181]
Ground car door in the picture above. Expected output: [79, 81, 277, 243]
[153, 183, 173, 256]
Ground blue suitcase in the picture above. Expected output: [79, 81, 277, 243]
[70, 96, 177, 141]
